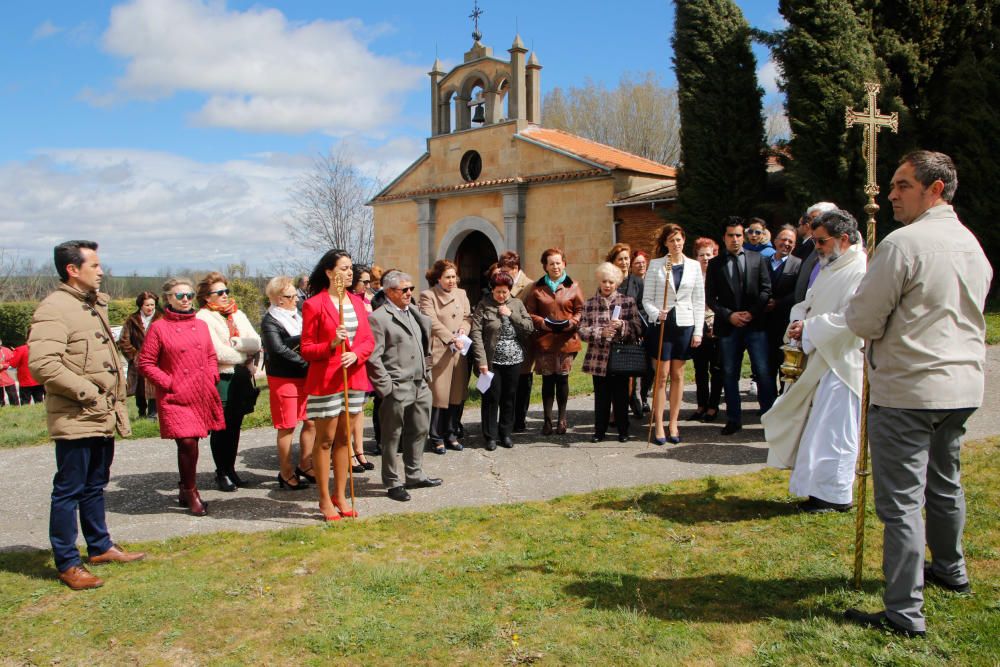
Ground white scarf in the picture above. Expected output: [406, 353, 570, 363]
[267, 305, 302, 336]
[140, 312, 154, 330]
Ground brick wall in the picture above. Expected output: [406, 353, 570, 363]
[614, 201, 676, 256]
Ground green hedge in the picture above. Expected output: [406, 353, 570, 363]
[0, 299, 135, 345]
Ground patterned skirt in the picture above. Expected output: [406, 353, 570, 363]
[306, 390, 367, 419]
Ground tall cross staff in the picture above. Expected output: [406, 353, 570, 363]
[845, 81, 897, 589]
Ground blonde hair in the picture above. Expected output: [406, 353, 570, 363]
[265, 275, 295, 305]
[161, 277, 194, 302]
[595, 262, 623, 286]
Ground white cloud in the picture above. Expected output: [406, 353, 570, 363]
[0, 137, 426, 274]
[92, 0, 425, 134]
[757, 58, 783, 95]
[32, 20, 63, 40]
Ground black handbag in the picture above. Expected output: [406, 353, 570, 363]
[607, 342, 647, 376]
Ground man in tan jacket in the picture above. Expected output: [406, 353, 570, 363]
[843, 151, 993, 637]
[29, 240, 145, 590]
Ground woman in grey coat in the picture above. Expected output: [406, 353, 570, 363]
[470, 271, 534, 450]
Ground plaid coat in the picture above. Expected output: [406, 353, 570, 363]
[579, 291, 642, 376]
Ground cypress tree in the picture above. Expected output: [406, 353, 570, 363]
[771, 0, 877, 216]
[672, 0, 767, 238]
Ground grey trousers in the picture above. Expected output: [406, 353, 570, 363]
[379, 380, 432, 489]
[868, 405, 975, 632]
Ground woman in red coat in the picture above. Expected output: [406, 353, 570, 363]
[138, 278, 225, 516]
[301, 249, 375, 521]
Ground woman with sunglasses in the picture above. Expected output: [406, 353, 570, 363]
[138, 278, 225, 515]
[743, 218, 775, 260]
[348, 265, 375, 472]
[301, 249, 375, 521]
[196, 272, 262, 492]
[261, 276, 315, 490]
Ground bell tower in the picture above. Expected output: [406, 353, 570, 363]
[429, 10, 541, 136]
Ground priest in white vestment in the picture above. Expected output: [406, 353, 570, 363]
[761, 209, 867, 512]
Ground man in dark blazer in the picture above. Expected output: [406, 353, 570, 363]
[367, 270, 442, 502]
[704, 217, 775, 435]
[763, 225, 803, 395]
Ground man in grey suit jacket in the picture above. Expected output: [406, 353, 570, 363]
[366, 271, 442, 502]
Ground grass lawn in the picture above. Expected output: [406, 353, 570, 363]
[0, 437, 996, 664]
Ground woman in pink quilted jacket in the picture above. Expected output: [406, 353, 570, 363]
[138, 278, 225, 516]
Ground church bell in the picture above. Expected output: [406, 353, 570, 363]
[472, 103, 486, 124]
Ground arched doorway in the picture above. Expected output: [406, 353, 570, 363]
[454, 231, 498, 307]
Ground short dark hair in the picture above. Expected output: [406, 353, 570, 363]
[901, 150, 958, 202]
[489, 271, 514, 289]
[53, 240, 98, 283]
[498, 250, 521, 270]
[722, 216, 746, 234]
[812, 209, 860, 244]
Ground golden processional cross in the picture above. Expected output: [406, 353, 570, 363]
[844, 81, 897, 590]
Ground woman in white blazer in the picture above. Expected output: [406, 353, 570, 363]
[642, 224, 704, 445]
[196, 271, 262, 491]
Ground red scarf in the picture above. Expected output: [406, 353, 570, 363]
[206, 300, 240, 338]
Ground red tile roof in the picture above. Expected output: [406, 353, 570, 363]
[519, 126, 677, 178]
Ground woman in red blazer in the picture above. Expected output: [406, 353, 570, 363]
[301, 249, 375, 521]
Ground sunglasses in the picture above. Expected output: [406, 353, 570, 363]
[392, 286, 415, 293]
[173, 292, 196, 300]
[813, 236, 834, 246]
[209, 288, 230, 297]
[361, 280, 371, 285]
[746, 229, 764, 235]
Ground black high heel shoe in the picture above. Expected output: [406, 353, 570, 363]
[277, 472, 309, 490]
[215, 470, 236, 492]
[227, 469, 250, 487]
[295, 466, 316, 484]
[353, 454, 375, 471]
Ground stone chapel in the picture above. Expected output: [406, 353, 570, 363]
[369, 34, 678, 301]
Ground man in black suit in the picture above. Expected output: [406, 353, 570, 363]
[705, 217, 775, 435]
[763, 225, 802, 395]
[793, 202, 838, 304]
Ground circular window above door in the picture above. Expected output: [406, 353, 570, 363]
[460, 150, 483, 182]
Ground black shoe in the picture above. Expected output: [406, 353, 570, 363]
[843, 609, 925, 638]
[924, 565, 972, 594]
[618, 434, 630, 443]
[277, 473, 309, 490]
[445, 438, 463, 451]
[429, 441, 446, 455]
[500, 436, 514, 449]
[630, 396, 644, 418]
[702, 410, 719, 423]
[686, 410, 706, 422]
[590, 434, 603, 443]
[367, 444, 382, 456]
[720, 422, 742, 436]
[227, 469, 250, 487]
[295, 466, 316, 484]
[484, 439, 498, 451]
[798, 496, 853, 513]
[641, 402, 650, 414]
[215, 470, 236, 492]
[667, 433, 682, 444]
[387, 486, 411, 502]
[512, 424, 527, 433]
[405, 477, 443, 490]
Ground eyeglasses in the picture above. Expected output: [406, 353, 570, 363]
[391, 286, 415, 293]
[361, 280, 371, 285]
[209, 289, 230, 297]
[173, 292, 195, 300]
[813, 236, 833, 246]
[746, 229, 764, 236]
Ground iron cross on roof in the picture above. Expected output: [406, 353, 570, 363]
[470, 1, 484, 42]
[845, 82, 899, 198]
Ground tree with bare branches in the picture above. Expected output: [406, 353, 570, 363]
[543, 72, 681, 165]
[284, 149, 376, 267]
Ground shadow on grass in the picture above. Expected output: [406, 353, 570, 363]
[636, 443, 768, 465]
[561, 570, 867, 622]
[0, 546, 52, 581]
[592, 480, 797, 524]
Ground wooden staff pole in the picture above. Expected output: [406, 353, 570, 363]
[334, 274, 357, 518]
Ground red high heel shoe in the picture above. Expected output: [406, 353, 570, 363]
[335, 505, 359, 518]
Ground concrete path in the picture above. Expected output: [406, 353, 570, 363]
[3, 347, 998, 551]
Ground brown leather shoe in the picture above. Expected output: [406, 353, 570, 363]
[88, 545, 147, 565]
[556, 418, 568, 435]
[58, 565, 104, 590]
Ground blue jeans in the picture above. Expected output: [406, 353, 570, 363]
[50, 437, 115, 572]
[718, 328, 775, 424]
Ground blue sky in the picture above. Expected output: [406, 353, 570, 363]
[1, 0, 783, 274]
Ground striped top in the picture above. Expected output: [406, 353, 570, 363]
[339, 295, 359, 346]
